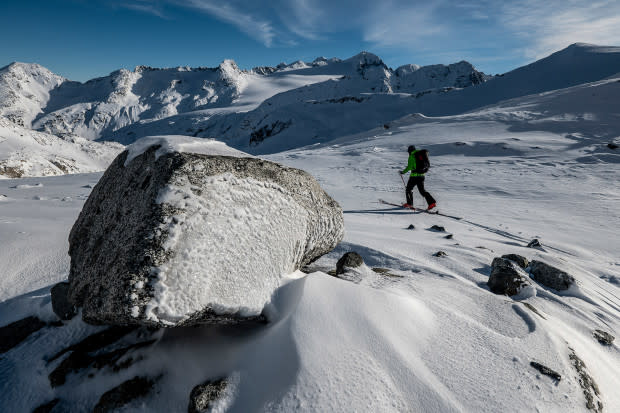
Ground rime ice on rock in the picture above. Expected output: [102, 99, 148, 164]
[67, 136, 344, 327]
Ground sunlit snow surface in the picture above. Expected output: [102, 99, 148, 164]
[124, 135, 252, 166]
[145, 172, 309, 324]
[1, 88, 620, 410]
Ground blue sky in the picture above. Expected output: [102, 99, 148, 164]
[2, 0, 619, 81]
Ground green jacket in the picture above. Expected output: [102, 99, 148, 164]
[402, 151, 424, 177]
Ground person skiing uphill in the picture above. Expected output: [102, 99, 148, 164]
[400, 145, 436, 210]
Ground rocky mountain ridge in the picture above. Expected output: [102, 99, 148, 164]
[0, 52, 488, 143]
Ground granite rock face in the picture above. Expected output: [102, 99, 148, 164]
[68, 144, 344, 327]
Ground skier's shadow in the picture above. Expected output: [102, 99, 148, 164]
[343, 207, 410, 215]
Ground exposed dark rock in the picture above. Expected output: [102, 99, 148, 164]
[607, 143, 618, 150]
[569, 348, 603, 412]
[49, 338, 155, 388]
[593, 329, 614, 346]
[249, 120, 292, 145]
[530, 361, 561, 381]
[430, 225, 445, 232]
[501, 254, 529, 269]
[433, 251, 447, 257]
[529, 260, 575, 291]
[444, 234, 453, 239]
[32, 398, 60, 413]
[93, 376, 156, 413]
[527, 239, 542, 248]
[371, 268, 403, 278]
[336, 252, 364, 275]
[67, 146, 343, 327]
[48, 326, 136, 362]
[188, 378, 229, 413]
[0, 316, 47, 354]
[522, 302, 546, 319]
[407, 224, 415, 230]
[51, 282, 77, 320]
[487, 257, 532, 296]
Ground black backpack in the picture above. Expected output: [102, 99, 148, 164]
[414, 150, 430, 173]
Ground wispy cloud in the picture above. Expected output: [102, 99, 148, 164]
[501, 0, 620, 59]
[119, 1, 169, 19]
[120, 0, 620, 69]
[178, 0, 277, 47]
[361, 1, 446, 49]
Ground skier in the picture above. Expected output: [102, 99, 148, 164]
[400, 145, 436, 210]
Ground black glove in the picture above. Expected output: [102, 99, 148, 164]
[400, 171, 405, 175]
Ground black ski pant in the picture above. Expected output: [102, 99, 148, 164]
[406, 175, 436, 206]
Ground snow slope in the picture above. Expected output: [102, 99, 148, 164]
[191, 43, 620, 153]
[1, 74, 619, 411]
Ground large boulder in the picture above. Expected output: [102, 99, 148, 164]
[529, 260, 575, 291]
[501, 254, 529, 269]
[68, 137, 344, 327]
[487, 257, 532, 296]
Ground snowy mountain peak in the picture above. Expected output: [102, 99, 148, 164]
[345, 51, 387, 69]
[0, 62, 66, 127]
[1, 61, 63, 80]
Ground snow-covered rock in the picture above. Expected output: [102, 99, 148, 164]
[67, 136, 344, 327]
[487, 257, 532, 296]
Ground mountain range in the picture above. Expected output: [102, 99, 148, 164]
[1, 43, 620, 176]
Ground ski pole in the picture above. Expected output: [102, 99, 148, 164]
[399, 173, 406, 189]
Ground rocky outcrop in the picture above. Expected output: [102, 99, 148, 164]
[0, 316, 47, 353]
[68, 141, 344, 327]
[93, 376, 156, 413]
[487, 257, 532, 296]
[188, 378, 229, 413]
[336, 252, 364, 275]
[530, 361, 561, 381]
[51, 282, 77, 320]
[593, 329, 614, 346]
[529, 260, 575, 291]
[569, 348, 603, 412]
[527, 239, 542, 248]
[501, 254, 529, 269]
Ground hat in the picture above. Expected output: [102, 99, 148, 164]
[407, 145, 416, 153]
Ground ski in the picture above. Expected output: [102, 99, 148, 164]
[378, 199, 415, 210]
[377, 199, 462, 220]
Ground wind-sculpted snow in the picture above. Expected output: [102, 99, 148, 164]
[67, 137, 344, 327]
